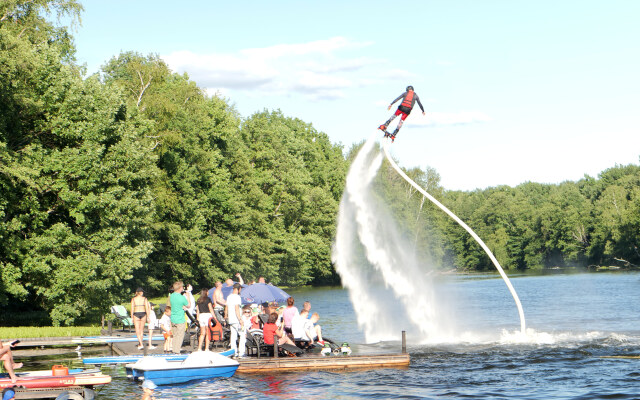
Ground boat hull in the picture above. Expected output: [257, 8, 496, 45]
[139, 365, 238, 385]
[126, 351, 239, 385]
[84, 349, 234, 365]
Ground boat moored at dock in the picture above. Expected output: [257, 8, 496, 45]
[125, 351, 239, 385]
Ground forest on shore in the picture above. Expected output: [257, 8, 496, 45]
[1, 1, 639, 325]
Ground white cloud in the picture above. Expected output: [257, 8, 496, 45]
[162, 37, 380, 100]
[407, 111, 492, 127]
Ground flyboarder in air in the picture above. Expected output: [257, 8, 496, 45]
[378, 85, 425, 142]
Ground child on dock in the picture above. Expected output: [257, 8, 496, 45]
[159, 306, 172, 352]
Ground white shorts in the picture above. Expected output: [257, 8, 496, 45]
[198, 313, 212, 327]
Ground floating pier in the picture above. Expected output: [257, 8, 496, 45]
[102, 330, 411, 373]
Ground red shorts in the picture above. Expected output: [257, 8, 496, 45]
[395, 108, 409, 121]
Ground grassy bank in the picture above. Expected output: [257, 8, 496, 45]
[0, 326, 101, 339]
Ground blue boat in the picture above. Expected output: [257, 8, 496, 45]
[83, 349, 234, 365]
[125, 351, 239, 385]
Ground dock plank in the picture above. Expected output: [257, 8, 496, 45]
[237, 353, 410, 373]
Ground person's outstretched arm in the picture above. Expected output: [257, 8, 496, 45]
[415, 94, 425, 114]
[387, 92, 406, 110]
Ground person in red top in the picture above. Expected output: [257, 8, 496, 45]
[378, 85, 425, 142]
[262, 312, 295, 346]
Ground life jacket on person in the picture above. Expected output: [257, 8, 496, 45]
[208, 316, 223, 342]
[401, 90, 414, 108]
[399, 90, 415, 113]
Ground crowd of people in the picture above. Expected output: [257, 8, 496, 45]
[129, 273, 326, 357]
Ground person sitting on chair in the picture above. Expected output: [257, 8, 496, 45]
[263, 312, 295, 347]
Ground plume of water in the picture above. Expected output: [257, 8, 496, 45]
[332, 136, 455, 343]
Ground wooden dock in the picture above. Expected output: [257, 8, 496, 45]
[13, 331, 411, 374]
[109, 340, 411, 373]
[237, 353, 410, 373]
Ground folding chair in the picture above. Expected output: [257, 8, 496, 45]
[110, 305, 133, 331]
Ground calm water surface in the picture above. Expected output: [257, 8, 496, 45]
[21, 272, 640, 399]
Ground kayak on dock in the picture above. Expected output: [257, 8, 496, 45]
[83, 349, 234, 365]
[0, 366, 111, 389]
[125, 351, 239, 385]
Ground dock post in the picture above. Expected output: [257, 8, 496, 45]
[108, 320, 112, 336]
[273, 334, 278, 358]
[402, 330, 406, 354]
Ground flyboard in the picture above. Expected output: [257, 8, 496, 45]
[381, 136, 526, 334]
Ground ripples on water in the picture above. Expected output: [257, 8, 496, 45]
[17, 273, 640, 399]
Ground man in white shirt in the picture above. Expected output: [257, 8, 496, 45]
[225, 283, 246, 357]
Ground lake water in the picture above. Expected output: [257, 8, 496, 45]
[21, 272, 640, 399]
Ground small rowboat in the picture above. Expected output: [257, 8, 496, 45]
[125, 351, 239, 385]
[0, 368, 111, 389]
[83, 349, 234, 365]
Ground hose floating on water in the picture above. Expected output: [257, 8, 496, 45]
[381, 138, 526, 334]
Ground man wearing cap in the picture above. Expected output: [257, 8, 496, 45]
[224, 283, 246, 358]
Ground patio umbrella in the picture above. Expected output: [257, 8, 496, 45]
[221, 283, 247, 300]
[240, 283, 290, 305]
[207, 283, 245, 301]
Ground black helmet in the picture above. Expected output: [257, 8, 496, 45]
[406, 85, 414, 91]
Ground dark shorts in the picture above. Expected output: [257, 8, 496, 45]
[395, 107, 411, 120]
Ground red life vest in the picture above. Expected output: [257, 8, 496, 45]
[401, 90, 414, 109]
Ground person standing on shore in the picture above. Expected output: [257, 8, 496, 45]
[169, 281, 192, 354]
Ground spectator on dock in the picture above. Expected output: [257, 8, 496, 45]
[159, 306, 172, 352]
[225, 283, 246, 358]
[0, 340, 21, 384]
[147, 302, 158, 350]
[282, 297, 299, 336]
[196, 288, 215, 351]
[225, 273, 244, 288]
[258, 276, 266, 284]
[169, 281, 192, 354]
[185, 284, 196, 315]
[131, 287, 152, 350]
[263, 312, 296, 347]
[211, 281, 226, 323]
[292, 310, 324, 345]
[241, 304, 253, 333]
[302, 301, 311, 319]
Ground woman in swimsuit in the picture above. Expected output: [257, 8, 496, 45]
[130, 287, 150, 350]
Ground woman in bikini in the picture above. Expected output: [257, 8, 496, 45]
[130, 287, 150, 350]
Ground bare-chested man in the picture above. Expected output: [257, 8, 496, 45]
[1, 339, 22, 383]
[212, 281, 226, 323]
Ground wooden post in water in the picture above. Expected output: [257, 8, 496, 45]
[273, 334, 278, 358]
[401, 330, 407, 354]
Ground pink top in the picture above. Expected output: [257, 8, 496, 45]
[282, 306, 299, 328]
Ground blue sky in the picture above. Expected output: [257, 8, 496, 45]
[68, 0, 639, 191]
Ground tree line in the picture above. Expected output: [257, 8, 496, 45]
[1, 1, 638, 326]
[376, 150, 640, 274]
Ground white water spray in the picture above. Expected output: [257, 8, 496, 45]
[333, 137, 456, 343]
[333, 135, 526, 343]
[381, 139, 526, 334]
